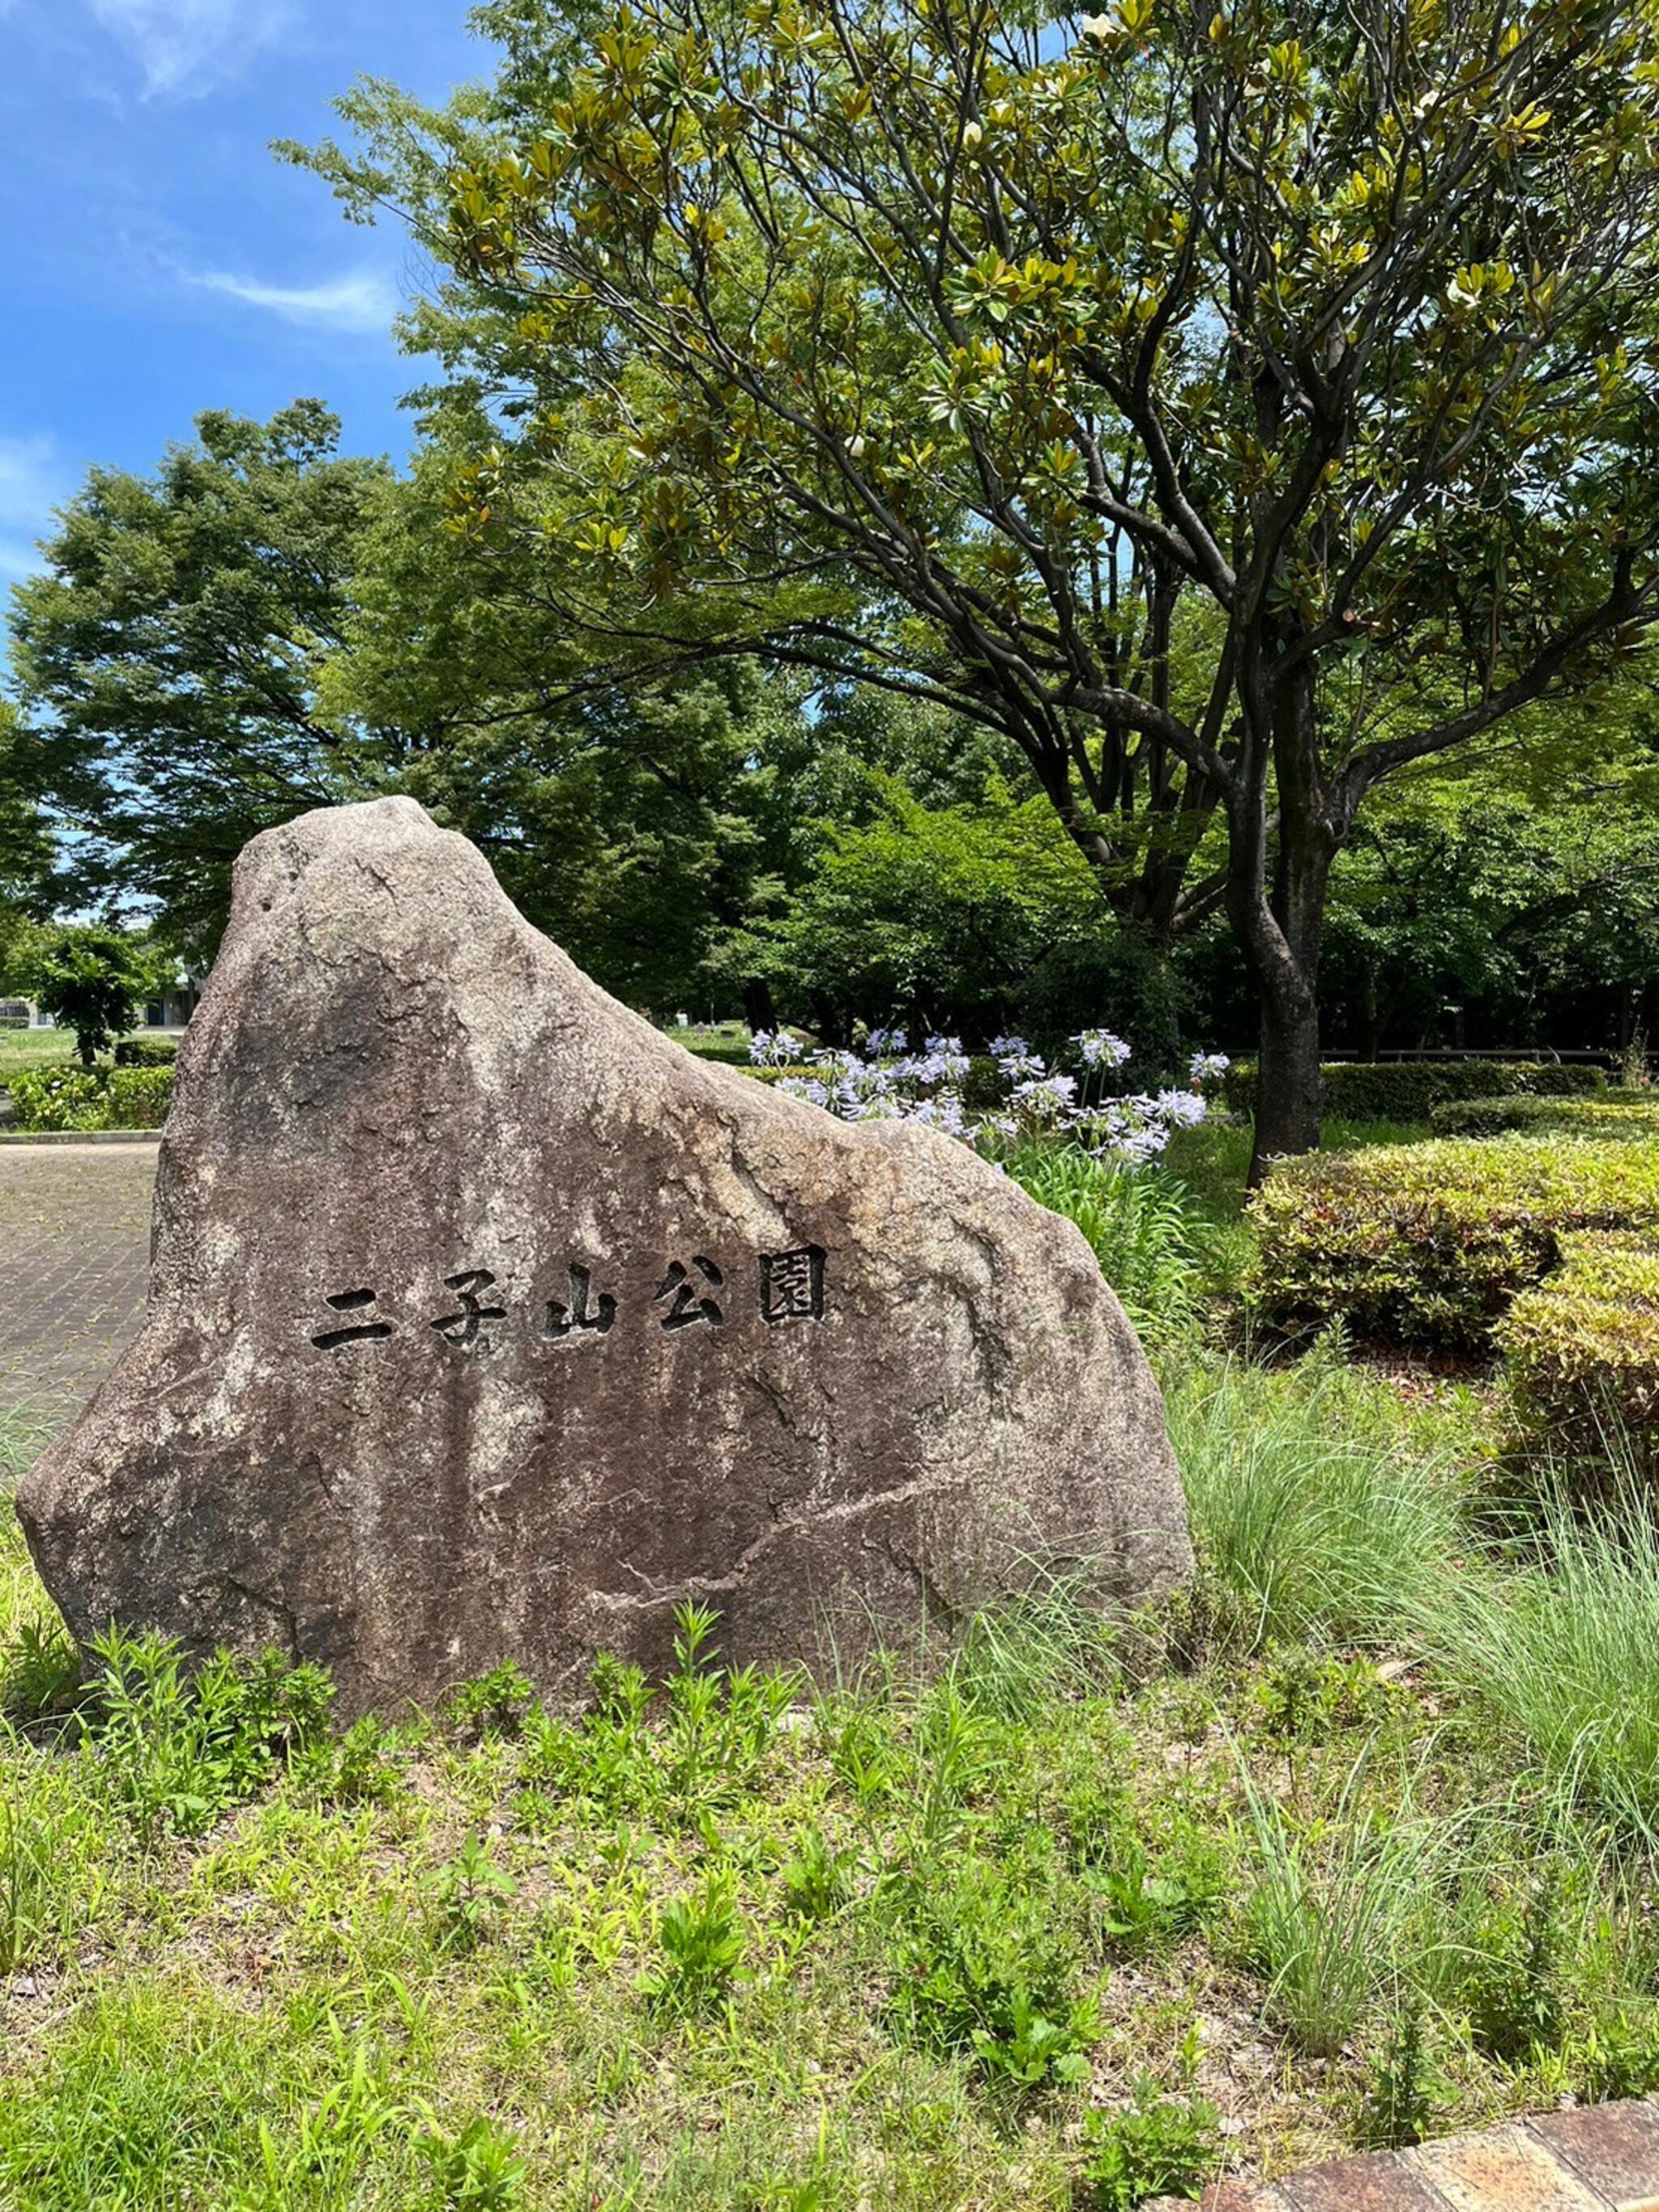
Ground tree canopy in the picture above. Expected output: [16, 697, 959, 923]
[299, 0, 1659, 1160]
[6, 402, 396, 957]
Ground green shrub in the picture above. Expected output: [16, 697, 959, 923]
[1430, 1091, 1659, 1140]
[1247, 1139, 1659, 1350]
[1222, 1059, 1605, 1123]
[1497, 1232, 1659, 1476]
[105, 1068, 173, 1127]
[113, 1035, 179, 1068]
[7, 1064, 173, 1132]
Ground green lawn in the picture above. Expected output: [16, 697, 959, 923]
[4, 1330, 1657, 2209]
[0, 1029, 78, 1076]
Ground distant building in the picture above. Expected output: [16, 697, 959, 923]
[140, 977, 203, 1029]
[0, 974, 203, 1031]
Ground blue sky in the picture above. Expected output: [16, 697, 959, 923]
[0, 0, 489, 588]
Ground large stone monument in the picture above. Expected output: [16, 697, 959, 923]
[17, 799, 1192, 1715]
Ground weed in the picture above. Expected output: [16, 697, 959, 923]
[663, 1602, 796, 1813]
[417, 2112, 527, 2208]
[1461, 1869, 1568, 2062]
[1252, 1652, 1388, 1747]
[0, 1616, 83, 1722]
[888, 1850, 1096, 2090]
[443, 1663, 537, 1742]
[0, 1745, 47, 1971]
[1081, 2040, 1221, 2210]
[429, 1835, 520, 1950]
[638, 1868, 746, 2014]
[781, 1824, 854, 1921]
[1358, 2005, 1444, 2149]
[326, 1712, 407, 1806]
[1574, 2007, 1659, 2099]
[88, 1628, 332, 1846]
[1094, 1835, 1221, 1954]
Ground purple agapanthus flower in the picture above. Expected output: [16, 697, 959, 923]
[1073, 1029, 1131, 1071]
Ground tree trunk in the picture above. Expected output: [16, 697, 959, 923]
[1229, 641, 1335, 1183]
[742, 977, 777, 1035]
[1252, 978, 1324, 1174]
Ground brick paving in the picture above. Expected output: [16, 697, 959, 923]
[0, 1142, 156, 1438]
[1154, 2097, 1659, 2212]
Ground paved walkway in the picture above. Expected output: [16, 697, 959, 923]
[0, 1143, 156, 1438]
[1159, 2099, 1659, 2212]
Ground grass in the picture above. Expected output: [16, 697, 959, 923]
[1004, 1147, 1209, 1343]
[3, 1119, 1658, 2204]
[1166, 1348, 1482, 1649]
[4, 1352, 1659, 2206]
[0, 1030, 77, 1078]
[1410, 1474, 1659, 1845]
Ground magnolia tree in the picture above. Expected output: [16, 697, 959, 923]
[751, 1025, 1227, 1161]
[302, 0, 1659, 1171]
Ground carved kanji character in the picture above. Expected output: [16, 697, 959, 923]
[312, 1287, 394, 1351]
[544, 1261, 617, 1340]
[430, 1268, 507, 1350]
[760, 1245, 826, 1325]
[655, 1255, 724, 1329]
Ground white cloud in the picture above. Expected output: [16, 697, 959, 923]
[186, 266, 399, 335]
[86, 0, 292, 98]
[0, 435, 71, 585]
[0, 436, 66, 531]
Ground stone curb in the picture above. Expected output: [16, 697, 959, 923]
[0, 1129, 164, 1146]
[1149, 2097, 1659, 2212]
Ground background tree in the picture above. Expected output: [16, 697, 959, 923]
[14, 923, 166, 1067]
[5, 403, 397, 960]
[1318, 695, 1659, 1056]
[0, 705, 54, 979]
[301, 0, 1659, 1166]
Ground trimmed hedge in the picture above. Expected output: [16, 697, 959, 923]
[1246, 1137, 1659, 1350]
[672, 1033, 758, 1066]
[1223, 1058, 1606, 1123]
[8, 1065, 174, 1132]
[113, 1035, 179, 1068]
[1427, 1091, 1659, 1140]
[1499, 1230, 1659, 1476]
[745, 1064, 824, 1087]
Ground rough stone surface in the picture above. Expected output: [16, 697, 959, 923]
[16, 798, 1191, 1715]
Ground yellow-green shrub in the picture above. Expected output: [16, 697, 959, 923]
[1222, 1059, 1605, 1123]
[1498, 1231, 1659, 1475]
[1246, 1139, 1659, 1350]
[1429, 1092, 1659, 1140]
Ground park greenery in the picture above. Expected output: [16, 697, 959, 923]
[5, 1111, 1659, 2206]
[3, 1, 1659, 1158]
[3, 0, 1659, 2200]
